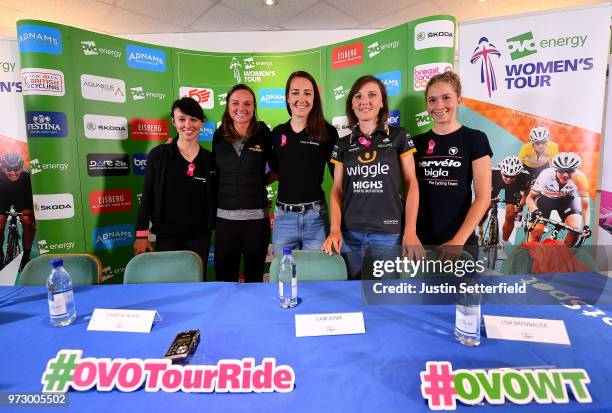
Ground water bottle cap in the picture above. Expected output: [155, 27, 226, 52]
[282, 247, 292, 255]
[51, 259, 63, 268]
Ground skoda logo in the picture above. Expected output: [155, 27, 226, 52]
[449, 147, 458, 155]
[87, 122, 96, 131]
[417, 32, 426, 41]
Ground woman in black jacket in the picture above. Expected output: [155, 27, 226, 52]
[212, 84, 274, 282]
[134, 97, 216, 275]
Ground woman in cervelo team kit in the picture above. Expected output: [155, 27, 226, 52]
[322, 75, 421, 278]
[270, 71, 338, 256]
[412, 72, 492, 260]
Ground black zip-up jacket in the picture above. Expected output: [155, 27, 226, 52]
[212, 122, 274, 210]
[136, 139, 216, 233]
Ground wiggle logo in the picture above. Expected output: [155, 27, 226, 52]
[358, 151, 377, 164]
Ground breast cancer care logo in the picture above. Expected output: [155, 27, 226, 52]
[470, 37, 501, 98]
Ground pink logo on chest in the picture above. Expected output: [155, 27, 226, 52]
[281, 134, 287, 147]
[187, 162, 195, 177]
[426, 139, 436, 154]
[358, 136, 371, 148]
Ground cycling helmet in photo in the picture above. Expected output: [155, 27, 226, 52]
[0, 152, 24, 170]
[552, 152, 581, 170]
[529, 126, 550, 143]
[499, 156, 523, 177]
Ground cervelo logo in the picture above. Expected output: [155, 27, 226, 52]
[333, 85, 346, 101]
[126, 45, 166, 72]
[18, 24, 62, 55]
[132, 154, 147, 175]
[367, 40, 400, 58]
[506, 31, 588, 61]
[415, 110, 432, 128]
[84, 114, 128, 140]
[26, 111, 68, 138]
[387, 110, 400, 127]
[258, 88, 285, 109]
[33, 194, 74, 220]
[332, 115, 350, 138]
[130, 86, 166, 101]
[21, 68, 65, 96]
[37, 239, 75, 255]
[29, 158, 68, 175]
[93, 224, 134, 250]
[198, 121, 216, 142]
[414, 20, 455, 50]
[375, 70, 401, 96]
[418, 158, 462, 168]
[80, 40, 122, 58]
[89, 189, 133, 214]
[81, 74, 125, 103]
[332, 42, 364, 70]
[87, 154, 130, 177]
[130, 118, 169, 140]
[179, 87, 214, 109]
[413, 63, 453, 91]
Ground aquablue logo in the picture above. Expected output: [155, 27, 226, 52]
[258, 88, 285, 109]
[375, 70, 401, 96]
[126, 45, 166, 72]
[198, 121, 216, 142]
[26, 111, 67, 138]
[93, 224, 134, 250]
[18, 25, 62, 55]
[132, 154, 147, 175]
[387, 110, 400, 127]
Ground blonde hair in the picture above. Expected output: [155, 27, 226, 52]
[424, 71, 462, 100]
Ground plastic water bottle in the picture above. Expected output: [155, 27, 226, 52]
[455, 293, 481, 346]
[279, 247, 297, 308]
[47, 259, 76, 327]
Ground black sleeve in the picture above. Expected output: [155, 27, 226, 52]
[469, 129, 493, 161]
[23, 171, 33, 210]
[203, 149, 217, 231]
[136, 146, 161, 232]
[491, 169, 502, 198]
[325, 123, 339, 176]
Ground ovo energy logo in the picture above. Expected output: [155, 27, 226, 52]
[506, 31, 537, 60]
[470, 37, 501, 98]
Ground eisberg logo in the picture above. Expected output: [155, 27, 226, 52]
[375, 70, 401, 96]
[179, 87, 214, 109]
[258, 88, 285, 109]
[81, 74, 125, 103]
[332, 42, 364, 70]
[132, 154, 147, 175]
[26, 111, 67, 138]
[470, 37, 502, 98]
[87, 153, 130, 177]
[93, 224, 134, 250]
[387, 110, 400, 127]
[80, 40, 122, 58]
[29, 158, 68, 175]
[89, 189, 133, 214]
[332, 115, 351, 138]
[21, 68, 65, 96]
[83, 114, 128, 140]
[414, 20, 454, 50]
[130, 86, 166, 101]
[415, 110, 432, 128]
[18, 25, 62, 55]
[37, 239, 75, 254]
[367, 40, 400, 58]
[198, 121, 216, 142]
[33, 193, 74, 220]
[413, 62, 453, 91]
[130, 118, 169, 140]
[126, 45, 166, 72]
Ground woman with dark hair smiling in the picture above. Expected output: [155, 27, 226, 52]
[212, 84, 275, 282]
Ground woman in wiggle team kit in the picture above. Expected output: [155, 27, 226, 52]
[135, 71, 492, 280]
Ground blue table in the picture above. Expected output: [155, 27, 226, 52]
[1, 281, 612, 412]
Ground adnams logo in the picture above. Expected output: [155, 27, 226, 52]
[413, 62, 453, 91]
[93, 224, 134, 251]
[33, 193, 74, 220]
[258, 88, 285, 109]
[132, 154, 147, 175]
[30, 158, 69, 175]
[198, 121, 216, 142]
[332, 42, 364, 70]
[84, 114, 128, 140]
[26, 111, 67, 138]
[81, 74, 125, 103]
[80, 40, 122, 58]
[37, 239, 75, 254]
[414, 20, 455, 50]
[374, 70, 401, 96]
[21, 68, 65, 96]
[18, 24, 62, 55]
[126, 45, 166, 72]
[332, 115, 350, 138]
[179, 87, 214, 109]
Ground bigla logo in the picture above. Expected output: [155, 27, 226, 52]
[357, 151, 377, 164]
[506, 31, 537, 60]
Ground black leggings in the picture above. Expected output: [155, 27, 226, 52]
[156, 233, 211, 277]
[214, 217, 271, 282]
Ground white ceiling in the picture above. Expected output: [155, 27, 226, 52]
[0, 0, 605, 37]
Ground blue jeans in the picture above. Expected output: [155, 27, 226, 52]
[273, 205, 329, 256]
[341, 230, 401, 279]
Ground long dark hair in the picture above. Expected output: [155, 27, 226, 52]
[285, 71, 328, 142]
[221, 84, 258, 141]
[345, 75, 389, 129]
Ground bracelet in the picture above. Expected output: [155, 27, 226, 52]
[136, 230, 149, 239]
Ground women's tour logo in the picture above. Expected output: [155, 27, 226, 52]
[470, 37, 501, 98]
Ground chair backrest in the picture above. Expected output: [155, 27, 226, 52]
[268, 250, 347, 283]
[17, 253, 102, 286]
[123, 251, 203, 284]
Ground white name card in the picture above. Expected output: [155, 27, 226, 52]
[295, 312, 365, 337]
[484, 315, 570, 345]
[87, 308, 157, 333]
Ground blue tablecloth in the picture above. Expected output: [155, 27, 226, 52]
[1, 280, 612, 412]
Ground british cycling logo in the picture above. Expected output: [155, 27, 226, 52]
[21, 68, 65, 96]
[93, 224, 134, 250]
[374, 70, 401, 96]
[18, 24, 62, 54]
[179, 87, 214, 109]
[470, 36, 501, 98]
[259, 88, 285, 109]
[126, 45, 166, 72]
[26, 111, 67, 138]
